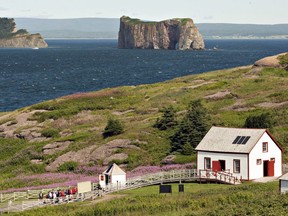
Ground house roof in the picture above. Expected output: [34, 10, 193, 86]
[195, 126, 268, 153]
[103, 163, 126, 175]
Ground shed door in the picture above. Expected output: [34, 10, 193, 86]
[212, 161, 221, 172]
[268, 160, 274, 176]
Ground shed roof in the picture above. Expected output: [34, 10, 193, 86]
[103, 163, 126, 175]
[195, 126, 267, 153]
[280, 172, 288, 180]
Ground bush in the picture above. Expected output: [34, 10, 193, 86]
[41, 128, 60, 138]
[57, 161, 79, 172]
[103, 118, 124, 138]
[243, 113, 274, 129]
[278, 53, 288, 70]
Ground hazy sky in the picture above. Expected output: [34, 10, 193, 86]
[0, 0, 287, 24]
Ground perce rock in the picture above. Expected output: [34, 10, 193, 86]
[118, 16, 205, 50]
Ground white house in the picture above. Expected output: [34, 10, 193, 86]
[99, 163, 126, 189]
[195, 126, 283, 180]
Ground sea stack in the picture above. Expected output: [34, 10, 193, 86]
[118, 16, 205, 50]
[0, 17, 48, 48]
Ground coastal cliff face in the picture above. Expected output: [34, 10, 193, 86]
[0, 33, 48, 48]
[0, 18, 47, 48]
[118, 16, 205, 50]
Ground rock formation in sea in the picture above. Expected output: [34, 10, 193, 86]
[0, 17, 48, 48]
[118, 16, 205, 50]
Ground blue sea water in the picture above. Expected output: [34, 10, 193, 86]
[0, 39, 287, 112]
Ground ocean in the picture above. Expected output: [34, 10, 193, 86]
[0, 39, 287, 112]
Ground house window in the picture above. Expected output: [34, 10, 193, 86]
[262, 142, 268, 153]
[204, 157, 211, 169]
[271, 158, 275, 162]
[233, 159, 240, 173]
[256, 159, 262, 165]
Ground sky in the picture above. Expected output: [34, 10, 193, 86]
[0, 0, 287, 24]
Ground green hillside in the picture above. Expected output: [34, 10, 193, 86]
[0, 55, 288, 190]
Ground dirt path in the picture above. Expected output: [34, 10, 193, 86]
[85, 194, 127, 205]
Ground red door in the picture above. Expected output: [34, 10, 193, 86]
[212, 161, 221, 172]
[268, 160, 274, 176]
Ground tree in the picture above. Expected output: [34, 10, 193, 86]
[243, 113, 273, 129]
[153, 105, 177, 130]
[170, 100, 210, 154]
[103, 118, 124, 138]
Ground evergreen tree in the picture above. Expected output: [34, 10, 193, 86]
[170, 100, 210, 153]
[153, 105, 177, 130]
[244, 113, 273, 129]
[103, 118, 124, 138]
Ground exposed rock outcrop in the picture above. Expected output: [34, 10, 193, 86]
[45, 139, 142, 171]
[253, 52, 287, 69]
[118, 16, 204, 50]
[0, 18, 47, 48]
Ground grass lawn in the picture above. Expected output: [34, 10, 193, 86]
[10, 181, 288, 216]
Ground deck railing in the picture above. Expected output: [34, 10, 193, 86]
[198, 169, 242, 184]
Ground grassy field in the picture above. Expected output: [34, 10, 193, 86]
[9, 181, 288, 216]
[1, 64, 288, 189]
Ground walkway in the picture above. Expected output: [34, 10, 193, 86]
[0, 169, 241, 213]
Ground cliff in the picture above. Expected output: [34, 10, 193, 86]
[118, 16, 204, 50]
[0, 18, 47, 48]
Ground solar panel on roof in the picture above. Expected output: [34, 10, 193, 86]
[232, 136, 241, 144]
[237, 136, 246, 144]
[241, 136, 251, 144]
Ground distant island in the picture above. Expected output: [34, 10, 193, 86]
[0, 18, 47, 48]
[14, 18, 288, 39]
[118, 16, 204, 50]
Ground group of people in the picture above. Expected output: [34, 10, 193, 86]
[38, 187, 78, 203]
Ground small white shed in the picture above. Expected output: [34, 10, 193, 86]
[279, 172, 288, 193]
[196, 126, 283, 180]
[99, 163, 126, 189]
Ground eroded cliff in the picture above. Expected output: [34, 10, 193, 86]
[0, 18, 47, 48]
[118, 16, 204, 50]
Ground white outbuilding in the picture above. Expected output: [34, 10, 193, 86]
[196, 126, 283, 180]
[99, 163, 126, 189]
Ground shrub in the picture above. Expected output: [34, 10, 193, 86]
[103, 118, 124, 138]
[278, 53, 288, 70]
[243, 113, 274, 129]
[41, 128, 60, 138]
[57, 161, 79, 172]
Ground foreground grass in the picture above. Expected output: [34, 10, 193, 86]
[10, 182, 288, 216]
